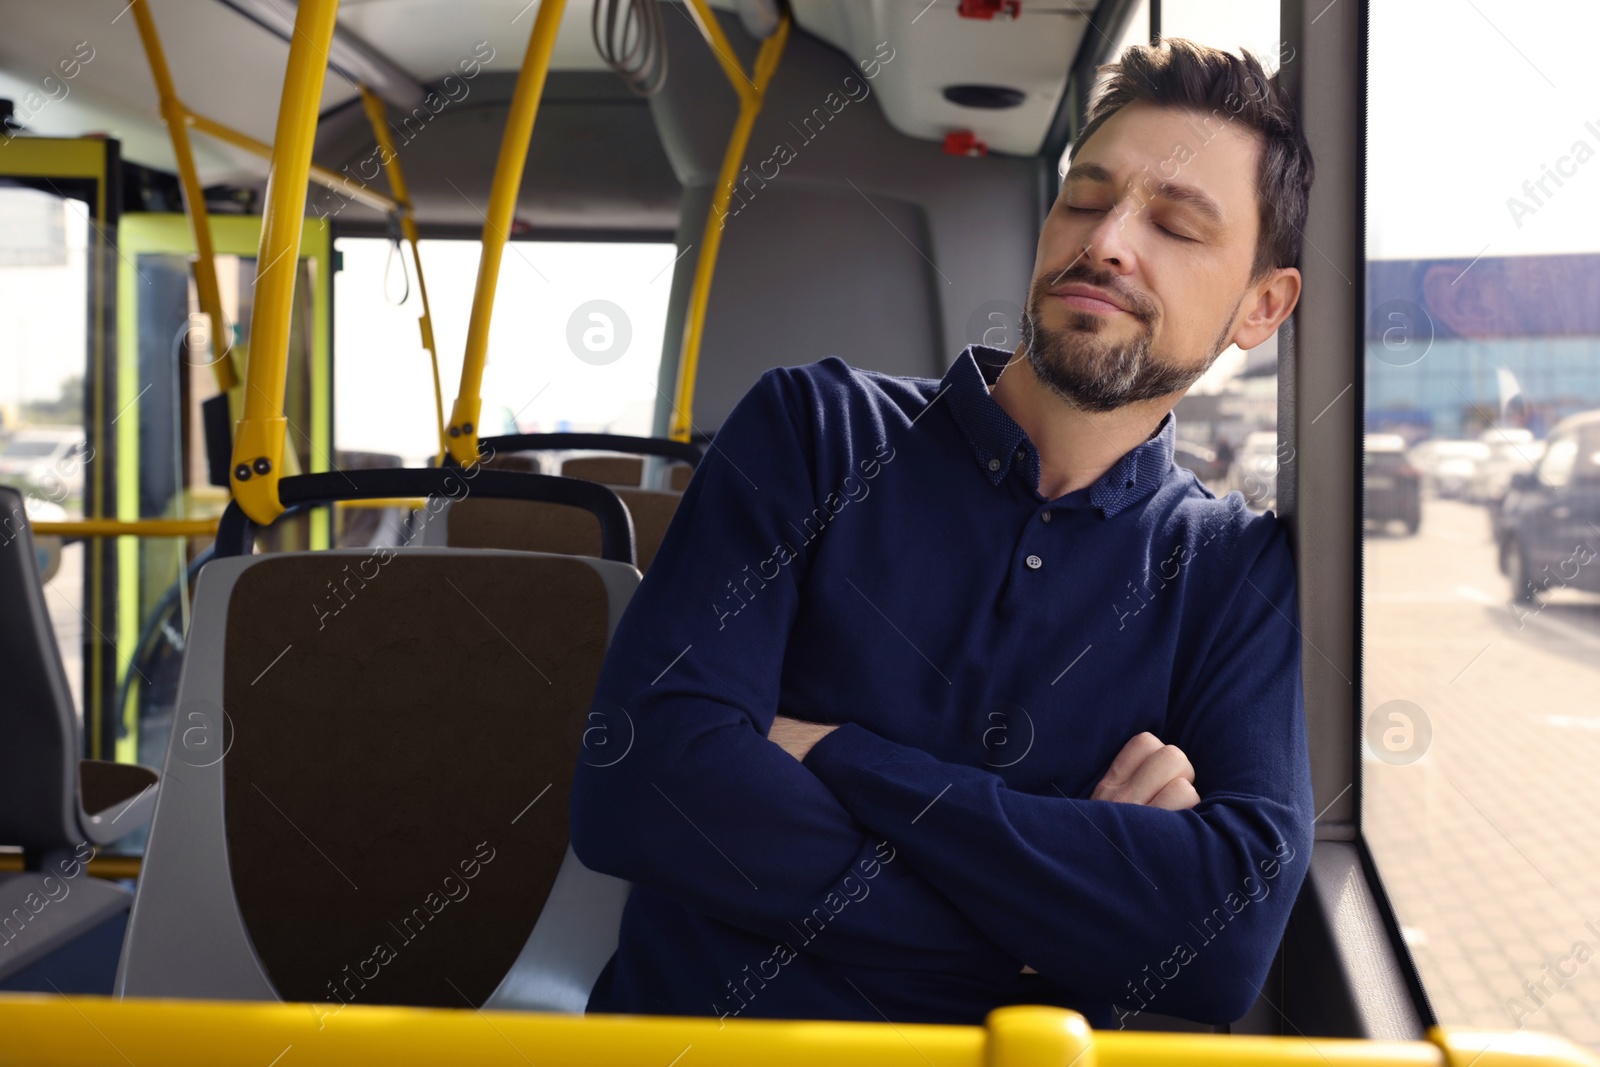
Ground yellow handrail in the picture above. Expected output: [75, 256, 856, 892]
[0, 999, 1593, 1067]
[128, 0, 239, 394]
[229, 0, 342, 525]
[32, 518, 219, 538]
[358, 85, 448, 461]
[443, 0, 568, 466]
[668, 1, 790, 442]
[334, 497, 427, 510]
[187, 111, 397, 215]
[0, 853, 140, 880]
[30, 503, 419, 540]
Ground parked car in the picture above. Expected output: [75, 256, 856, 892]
[1364, 434, 1421, 535]
[1469, 427, 1542, 507]
[0, 428, 87, 501]
[1407, 438, 1489, 499]
[1173, 438, 1227, 485]
[1496, 410, 1600, 603]
[1228, 430, 1280, 512]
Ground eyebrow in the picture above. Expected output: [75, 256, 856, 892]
[1064, 162, 1226, 228]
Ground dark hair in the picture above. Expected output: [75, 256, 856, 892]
[1070, 38, 1314, 281]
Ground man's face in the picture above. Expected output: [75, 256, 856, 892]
[1022, 100, 1269, 412]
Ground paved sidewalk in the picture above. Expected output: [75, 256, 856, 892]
[1364, 499, 1600, 1052]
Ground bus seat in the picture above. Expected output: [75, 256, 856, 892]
[0, 485, 159, 982]
[115, 548, 637, 1011]
[561, 455, 643, 486]
[424, 489, 682, 573]
[479, 452, 542, 474]
[477, 433, 702, 494]
[551, 454, 694, 492]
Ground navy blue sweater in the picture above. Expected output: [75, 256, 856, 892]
[569, 345, 1313, 1029]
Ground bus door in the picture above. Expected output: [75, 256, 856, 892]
[0, 135, 120, 763]
[112, 212, 332, 768]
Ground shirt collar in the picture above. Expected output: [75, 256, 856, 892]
[938, 343, 1176, 519]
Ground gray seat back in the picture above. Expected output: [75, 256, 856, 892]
[0, 485, 85, 853]
[117, 548, 636, 1011]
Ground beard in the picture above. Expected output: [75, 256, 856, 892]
[1018, 267, 1241, 413]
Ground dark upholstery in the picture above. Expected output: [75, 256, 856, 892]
[615, 489, 680, 572]
[449, 499, 602, 560]
[79, 761, 158, 816]
[561, 456, 643, 487]
[221, 553, 609, 1008]
[479, 452, 540, 474]
[0, 486, 81, 851]
[448, 490, 682, 572]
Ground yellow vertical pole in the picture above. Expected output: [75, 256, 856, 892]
[443, 0, 568, 466]
[230, 0, 341, 524]
[359, 85, 448, 461]
[128, 0, 238, 392]
[668, 2, 789, 442]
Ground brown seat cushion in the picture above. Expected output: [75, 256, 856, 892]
[79, 760, 158, 816]
[561, 456, 643, 487]
[222, 553, 609, 1008]
[448, 490, 682, 572]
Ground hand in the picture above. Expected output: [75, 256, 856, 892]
[1090, 731, 1200, 811]
[768, 713, 840, 762]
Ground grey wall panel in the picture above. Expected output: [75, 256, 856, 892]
[651, 3, 1050, 434]
[692, 183, 947, 427]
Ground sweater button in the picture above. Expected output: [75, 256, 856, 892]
[1025, 554, 1043, 570]
[988, 458, 1001, 472]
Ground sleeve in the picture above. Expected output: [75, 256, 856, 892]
[800, 520, 1315, 1023]
[568, 367, 1019, 980]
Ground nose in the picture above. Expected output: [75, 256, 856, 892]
[1082, 200, 1137, 272]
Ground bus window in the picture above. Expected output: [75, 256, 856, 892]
[0, 186, 89, 715]
[334, 237, 677, 466]
[1365, 0, 1600, 1052]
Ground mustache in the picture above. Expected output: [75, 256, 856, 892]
[1034, 264, 1157, 325]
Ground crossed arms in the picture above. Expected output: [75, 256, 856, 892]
[771, 719, 1204, 977]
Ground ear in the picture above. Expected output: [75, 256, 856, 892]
[1230, 267, 1301, 351]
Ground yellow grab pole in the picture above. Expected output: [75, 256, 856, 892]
[230, 0, 341, 525]
[668, 2, 789, 442]
[129, 0, 238, 393]
[359, 85, 448, 459]
[444, 0, 567, 466]
[187, 111, 397, 215]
